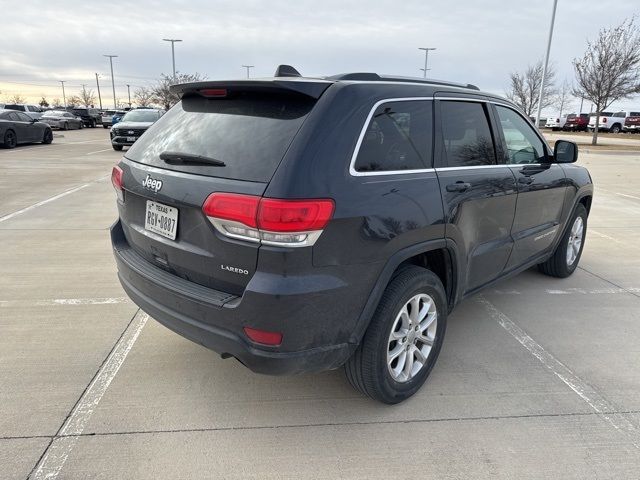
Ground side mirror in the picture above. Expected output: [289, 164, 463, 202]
[553, 140, 578, 163]
[30, 118, 38, 123]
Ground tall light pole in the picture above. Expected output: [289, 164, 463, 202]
[418, 47, 436, 78]
[59, 80, 67, 107]
[535, 0, 558, 128]
[242, 65, 254, 79]
[126, 84, 131, 108]
[103, 54, 118, 109]
[95, 73, 103, 110]
[162, 38, 182, 80]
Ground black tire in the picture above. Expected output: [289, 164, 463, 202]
[610, 124, 621, 134]
[91, 119, 96, 128]
[62, 122, 69, 131]
[112, 144, 123, 151]
[2, 129, 17, 149]
[538, 204, 587, 278]
[42, 129, 53, 144]
[79, 122, 84, 129]
[345, 266, 447, 404]
[103, 125, 108, 129]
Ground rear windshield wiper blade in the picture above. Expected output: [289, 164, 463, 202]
[159, 151, 225, 166]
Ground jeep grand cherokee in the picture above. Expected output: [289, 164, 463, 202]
[111, 66, 593, 404]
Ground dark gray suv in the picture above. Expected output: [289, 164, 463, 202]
[111, 66, 593, 403]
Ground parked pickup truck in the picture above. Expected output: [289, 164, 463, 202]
[588, 111, 626, 133]
[623, 111, 640, 133]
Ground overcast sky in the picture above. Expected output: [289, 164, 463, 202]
[1, 0, 638, 113]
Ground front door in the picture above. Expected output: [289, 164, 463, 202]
[491, 104, 568, 269]
[435, 98, 518, 293]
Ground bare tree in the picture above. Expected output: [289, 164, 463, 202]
[573, 17, 640, 145]
[555, 80, 573, 118]
[6, 94, 26, 104]
[39, 96, 49, 108]
[506, 60, 556, 117]
[134, 86, 154, 107]
[79, 86, 96, 107]
[51, 98, 62, 108]
[152, 72, 206, 110]
[66, 95, 81, 107]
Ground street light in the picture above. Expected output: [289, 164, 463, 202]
[535, 0, 558, 128]
[95, 73, 103, 110]
[241, 65, 254, 79]
[162, 38, 182, 80]
[103, 54, 118, 109]
[126, 84, 131, 108]
[59, 80, 66, 107]
[418, 47, 436, 78]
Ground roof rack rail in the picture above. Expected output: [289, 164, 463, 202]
[326, 72, 479, 90]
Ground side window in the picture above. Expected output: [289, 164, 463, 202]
[440, 101, 496, 167]
[354, 100, 432, 173]
[7, 112, 21, 121]
[495, 106, 546, 164]
[17, 112, 32, 122]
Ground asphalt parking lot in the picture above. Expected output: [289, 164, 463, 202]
[1, 128, 639, 479]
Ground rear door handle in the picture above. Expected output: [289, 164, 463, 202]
[446, 182, 472, 192]
[518, 176, 534, 185]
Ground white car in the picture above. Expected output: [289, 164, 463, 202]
[588, 111, 627, 133]
[545, 115, 567, 131]
[2, 104, 44, 120]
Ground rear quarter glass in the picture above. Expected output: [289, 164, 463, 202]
[124, 92, 316, 183]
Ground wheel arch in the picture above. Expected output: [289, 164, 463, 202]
[349, 239, 458, 345]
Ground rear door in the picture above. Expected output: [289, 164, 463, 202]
[492, 104, 567, 269]
[15, 112, 39, 141]
[117, 88, 320, 295]
[434, 97, 517, 293]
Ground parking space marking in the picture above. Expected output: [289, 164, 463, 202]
[0, 175, 108, 224]
[491, 286, 640, 295]
[31, 310, 148, 480]
[0, 297, 129, 307]
[477, 295, 640, 450]
[86, 148, 113, 155]
[590, 229, 626, 244]
[598, 188, 640, 201]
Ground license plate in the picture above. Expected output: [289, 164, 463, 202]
[145, 201, 178, 240]
[127, 136, 137, 142]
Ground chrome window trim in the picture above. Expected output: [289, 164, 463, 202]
[348, 95, 554, 178]
[349, 97, 434, 177]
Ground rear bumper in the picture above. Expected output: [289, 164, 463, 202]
[623, 124, 640, 131]
[111, 220, 357, 375]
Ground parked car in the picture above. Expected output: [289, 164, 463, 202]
[39, 110, 84, 130]
[110, 108, 164, 150]
[111, 110, 127, 126]
[101, 109, 126, 128]
[622, 111, 640, 133]
[564, 113, 590, 131]
[545, 115, 567, 131]
[588, 111, 626, 133]
[0, 109, 53, 148]
[3, 104, 44, 120]
[110, 68, 592, 404]
[67, 107, 102, 127]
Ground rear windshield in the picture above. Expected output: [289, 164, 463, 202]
[126, 92, 315, 182]
[72, 109, 88, 114]
[629, 112, 640, 116]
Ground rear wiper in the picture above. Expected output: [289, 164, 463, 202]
[159, 151, 225, 166]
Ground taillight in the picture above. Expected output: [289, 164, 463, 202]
[602, 117, 607, 123]
[111, 166, 124, 202]
[202, 193, 335, 247]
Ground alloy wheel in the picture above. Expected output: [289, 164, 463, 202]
[566, 216, 584, 266]
[387, 293, 437, 383]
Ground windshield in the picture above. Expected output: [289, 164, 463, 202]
[126, 92, 315, 182]
[72, 109, 88, 115]
[122, 110, 159, 122]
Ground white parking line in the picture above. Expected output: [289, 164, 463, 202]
[491, 286, 640, 295]
[0, 175, 108, 224]
[86, 148, 113, 155]
[477, 296, 640, 449]
[32, 311, 149, 480]
[0, 297, 129, 307]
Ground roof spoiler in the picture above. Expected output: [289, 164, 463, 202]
[171, 78, 332, 100]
